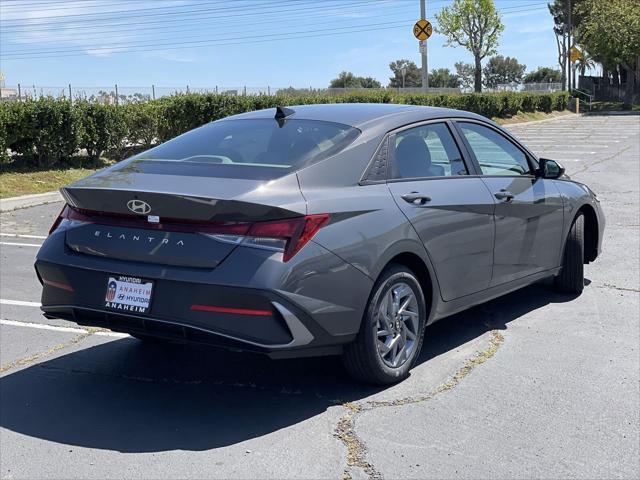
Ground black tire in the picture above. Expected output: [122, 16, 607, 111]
[342, 264, 427, 385]
[554, 213, 585, 294]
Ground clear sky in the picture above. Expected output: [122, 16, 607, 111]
[0, 0, 578, 89]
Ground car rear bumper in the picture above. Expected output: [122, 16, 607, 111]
[34, 229, 371, 359]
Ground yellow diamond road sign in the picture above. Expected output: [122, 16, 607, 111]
[569, 46, 581, 62]
[413, 19, 433, 41]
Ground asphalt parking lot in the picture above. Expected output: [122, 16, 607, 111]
[1, 113, 638, 479]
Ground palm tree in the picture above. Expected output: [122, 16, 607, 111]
[576, 47, 596, 77]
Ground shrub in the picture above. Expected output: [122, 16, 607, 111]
[0, 91, 570, 168]
[77, 101, 128, 162]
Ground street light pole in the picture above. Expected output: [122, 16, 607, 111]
[420, 0, 428, 92]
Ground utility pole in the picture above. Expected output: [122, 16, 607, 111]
[420, 0, 428, 91]
[567, 0, 572, 92]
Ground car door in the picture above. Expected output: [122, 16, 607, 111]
[386, 121, 496, 301]
[455, 121, 565, 286]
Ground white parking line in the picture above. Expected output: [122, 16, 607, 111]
[1, 299, 41, 307]
[0, 233, 47, 239]
[0, 318, 128, 338]
[0, 242, 42, 248]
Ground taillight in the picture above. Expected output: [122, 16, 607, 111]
[48, 205, 70, 235]
[245, 214, 330, 262]
[54, 205, 329, 262]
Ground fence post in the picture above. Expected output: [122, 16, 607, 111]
[68, 84, 72, 103]
[152, 84, 155, 100]
[115, 84, 119, 105]
[17, 83, 21, 100]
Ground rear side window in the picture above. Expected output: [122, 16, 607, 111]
[459, 122, 531, 176]
[391, 123, 467, 179]
[117, 119, 359, 180]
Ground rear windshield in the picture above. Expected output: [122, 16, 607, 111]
[117, 118, 360, 180]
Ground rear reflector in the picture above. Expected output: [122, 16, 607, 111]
[190, 304, 272, 316]
[42, 278, 74, 292]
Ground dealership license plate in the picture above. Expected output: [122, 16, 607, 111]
[104, 275, 153, 314]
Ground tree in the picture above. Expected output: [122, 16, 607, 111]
[523, 67, 562, 84]
[435, 0, 504, 92]
[328, 71, 382, 89]
[575, 0, 640, 105]
[575, 47, 595, 78]
[483, 55, 526, 88]
[428, 68, 460, 88]
[329, 71, 362, 88]
[359, 77, 382, 88]
[388, 59, 422, 87]
[455, 61, 475, 90]
[548, 0, 570, 90]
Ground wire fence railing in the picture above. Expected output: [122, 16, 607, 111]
[0, 83, 563, 103]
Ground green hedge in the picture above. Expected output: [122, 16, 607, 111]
[0, 91, 569, 168]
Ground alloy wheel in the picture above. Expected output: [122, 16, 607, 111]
[375, 281, 420, 368]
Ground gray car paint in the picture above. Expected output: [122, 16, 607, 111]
[36, 103, 605, 356]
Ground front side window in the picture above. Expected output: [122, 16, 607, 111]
[459, 122, 531, 176]
[391, 123, 467, 179]
[116, 119, 360, 180]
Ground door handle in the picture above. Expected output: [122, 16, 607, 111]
[494, 189, 514, 202]
[401, 192, 431, 206]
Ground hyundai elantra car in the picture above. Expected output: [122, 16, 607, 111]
[36, 103, 604, 384]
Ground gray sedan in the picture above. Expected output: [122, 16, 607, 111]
[35, 103, 604, 384]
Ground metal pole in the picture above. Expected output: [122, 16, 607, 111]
[152, 84, 155, 100]
[115, 84, 119, 105]
[420, 0, 428, 92]
[567, 0, 572, 92]
[68, 84, 72, 103]
[18, 83, 21, 100]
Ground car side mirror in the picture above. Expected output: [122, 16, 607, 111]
[538, 158, 565, 179]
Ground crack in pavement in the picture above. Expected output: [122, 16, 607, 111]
[0, 332, 92, 374]
[596, 283, 640, 293]
[333, 329, 505, 480]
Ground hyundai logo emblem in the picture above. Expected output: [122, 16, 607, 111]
[127, 199, 151, 215]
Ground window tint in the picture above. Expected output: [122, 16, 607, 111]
[391, 123, 467, 179]
[117, 119, 359, 180]
[459, 122, 531, 176]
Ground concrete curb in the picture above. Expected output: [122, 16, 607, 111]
[0, 191, 63, 213]
[501, 112, 578, 128]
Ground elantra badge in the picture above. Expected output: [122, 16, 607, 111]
[127, 199, 151, 215]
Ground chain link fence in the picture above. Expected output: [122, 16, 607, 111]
[0, 83, 562, 103]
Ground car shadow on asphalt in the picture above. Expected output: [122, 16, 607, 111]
[0, 282, 579, 452]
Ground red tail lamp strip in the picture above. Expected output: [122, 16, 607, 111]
[190, 304, 272, 316]
[42, 278, 74, 292]
[51, 205, 331, 262]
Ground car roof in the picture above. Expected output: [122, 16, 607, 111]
[221, 103, 489, 130]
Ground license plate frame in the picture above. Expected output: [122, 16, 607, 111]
[104, 275, 154, 314]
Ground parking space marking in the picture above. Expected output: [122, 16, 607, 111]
[0, 318, 129, 338]
[1, 299, 41, 307]
[0, 241, 42, 248]
[0, 233, 47, 239]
